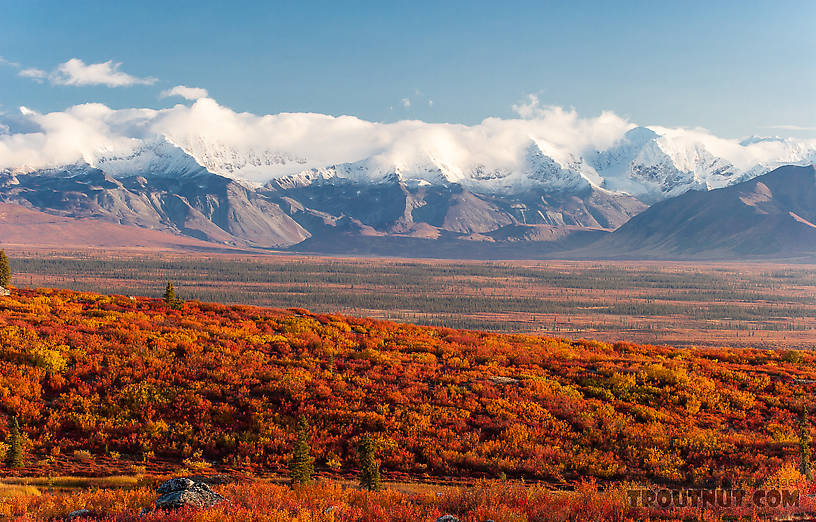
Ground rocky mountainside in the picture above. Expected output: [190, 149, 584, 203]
[0, 164, 309, 248]
[594, 165, 816, 258]
[0, 162, 642, 250]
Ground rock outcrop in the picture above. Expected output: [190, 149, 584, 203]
[154, 477, 227, 511]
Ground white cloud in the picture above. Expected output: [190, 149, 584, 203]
[767, 124, 816, 131]
[18, 68, 48, 82]
[0, 56, 21, 68]
[0, 96, 814, 187]
[9, 57, 158, 88]
[161, 85, 209, 100]
[512, 93, 549, 119]
[50, 58, 157, 87]
[402, 90, 436, 109]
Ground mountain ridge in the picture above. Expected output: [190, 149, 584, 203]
[592, 164, 816, 259]
[1, 122, 815, 256]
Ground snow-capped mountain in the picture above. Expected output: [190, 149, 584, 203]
[586, 127, 742, 203]
[231, 125, 816, 219]
[168, 135, 309, 180]
[597, 164, 816, 258]
[2, 99, 816, 254]
[93, 137, 207, 178]
[4, 97, 815, 202]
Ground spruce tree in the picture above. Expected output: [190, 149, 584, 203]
[164, 282, 177, 304]
[358, 434, 381, 491]
[289, 415, 314, 486]
[5, 417, 23, 468]
[0, 250, 10, 288]
[800, 407, 812, 480]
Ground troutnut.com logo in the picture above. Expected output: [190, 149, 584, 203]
[627, 488, 800, 509]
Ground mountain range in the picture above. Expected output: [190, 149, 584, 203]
[595, 164, 816, 259]
[1, 117, 815, 259]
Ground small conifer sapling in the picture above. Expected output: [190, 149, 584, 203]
[289, 415, 314, 486]
[800, 407, 812, 480]
[5, 417, 23, 468]
[358, 434, 382, 491]
[0, 250, 10, 289]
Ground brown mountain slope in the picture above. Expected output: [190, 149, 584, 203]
[593, 164, 816, 259]
[0, 203, 240, 251]
[1, 169, 310, 248]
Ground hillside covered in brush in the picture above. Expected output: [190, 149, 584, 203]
[0, 288, 813, 484]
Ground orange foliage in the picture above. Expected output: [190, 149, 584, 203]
[0, 288, 813, 486]
[0, 480, 791, 521]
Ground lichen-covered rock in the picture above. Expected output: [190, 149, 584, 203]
[435, 516, 461, 522]
[488, 375, 519, 385]
[155, 477, 226, 510]
[156, 477, 194, 495]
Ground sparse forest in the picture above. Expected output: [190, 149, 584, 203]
[8, 252, 816, 349]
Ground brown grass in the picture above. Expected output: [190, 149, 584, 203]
[1, 475, 142, 490]
[0, 484, 42, 497]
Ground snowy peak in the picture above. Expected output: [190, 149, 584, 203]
[18, 124, 816, 208]
[272, 141, 599, 195]
[169, 135, 309, 181]
[523, 141, 592, 192]
[588, 126, 753, 202]
[91, 137, 207, 178]
[260, 125, 816, 204]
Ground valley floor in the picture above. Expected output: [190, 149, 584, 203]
[7, 248, 816, 350]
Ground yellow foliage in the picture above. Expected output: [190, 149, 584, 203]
[31, 346, 67, 373]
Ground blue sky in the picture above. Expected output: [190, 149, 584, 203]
[1, 0, 814, 137]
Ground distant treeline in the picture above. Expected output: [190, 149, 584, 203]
[9, 253, 816, 343]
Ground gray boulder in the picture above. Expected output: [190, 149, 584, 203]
[435, 516, 461, 522]
[488, 375, 519, 385]
[155, 477, 227, 510]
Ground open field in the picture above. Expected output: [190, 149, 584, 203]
[6, 248, 816, 350]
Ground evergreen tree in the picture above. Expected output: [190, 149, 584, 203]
[164, 282, 177, 304]
[288, 415, 314, 486]
[0, 250, 10, 288]
[358, 434, 381, 491]
[5, 417, 23, 468]
[800, 407, 812, 480]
